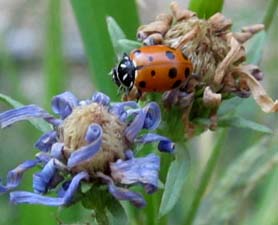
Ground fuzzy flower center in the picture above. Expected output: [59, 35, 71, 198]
[59, 103, 129, 173]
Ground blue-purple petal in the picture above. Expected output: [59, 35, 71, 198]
[51, 92, 79, 119]
[108, 183, 146, 208]
[135, 133, 175, 153]
[110, 101, 138, 122]
[124, 150, 134, 160]
[35, 131, 57, 152]
[142, 102, 161, 130]
[91, 92, 110, 106]
[50, 143, 64, 159]
[158, 140, 176, 153]
[0, 105, 57, 128]
[0, 159, 39, 194]
[110, 153, 160, 194]
[10, 171, 89, 206]
[67, 124, 102, 168]
[33, 159, 57, 194]
[97, 173, 146, 208]
[124, 109, 145, 142]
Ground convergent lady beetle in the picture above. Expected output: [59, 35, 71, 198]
[112, 45, 193, 97]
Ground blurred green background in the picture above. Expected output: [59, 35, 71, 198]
[0, 0, 277, 225]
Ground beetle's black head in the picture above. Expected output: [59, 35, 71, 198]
[112, 53, 136, 93]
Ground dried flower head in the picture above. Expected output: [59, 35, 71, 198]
[0, 92, 174, 208]
[137, 1, 278, 135]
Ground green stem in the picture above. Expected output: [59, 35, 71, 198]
[184, 129, 227, 225]
[263, 0, 278, 32]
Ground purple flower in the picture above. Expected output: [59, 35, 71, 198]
[0, 91, 175, 208]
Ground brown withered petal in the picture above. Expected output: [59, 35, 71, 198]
[241, 24, 265, 34]
[143, 33, 163, 45]
[170, 1, 196, 21]
[233, 65, 278, 113]
[137, 13, 172, 41]
[208, 13, 232, 33]
[214, 37, 242, 85]
[203, 86, 222, 108]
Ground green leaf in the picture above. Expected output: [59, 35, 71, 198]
[159, 145, 189, 217]
[246, 31, 266, 65]
[82, 185, 127, 225]
[107, 16, 141, 58]
[218, 116, 273, 134]
[107, 199, 128, 225]
[106, 16, 126, 58]
[188, 0, 224, 19]
[118, 39, 141, 55]
[0, 93, 51, 133]
[217, 97, 243, 116]
[44, 0, 65, 107]
[194, 137, 277, 225]
[70, 0, 139, 99]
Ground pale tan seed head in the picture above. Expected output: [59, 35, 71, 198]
[59, 103, 129, 174]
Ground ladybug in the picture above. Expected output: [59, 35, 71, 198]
[112, 45, 193, 97]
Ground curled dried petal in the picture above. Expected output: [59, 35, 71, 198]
[214, 37, 242, 84]
[208, 13, 232, 33]
[234, 65, 278, 112]
[203, 86, 222, 108]
[137, 13, 172, 41]
[170, 1, 196, 21]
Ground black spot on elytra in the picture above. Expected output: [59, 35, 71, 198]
[151, 70, 156, 76]
[153, 88, 157, 92]
[172, 80, 182, 89]
[168, 67, 177, 79]
[148, 56, 154, 62]
[184, 68, 190, 78]
[165, 51, 175, 60]
[133, 49, 141, 55]
[139, 81, 146, 88]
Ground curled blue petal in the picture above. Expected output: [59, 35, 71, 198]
[124, 150, 134, 160]
[33, 159, 57, 194]
[51, 92, 79, 119]
[10, 171, 89, 206]
[110, 153, 160, 194]
[35, 153, 51, 164]
[124, 109, 145, 142]
[50, 143, 64, 159]
[0, 159, 39, 194]
[158, 140, 176, 153]
[57, 181, 71, 198]
[142, 102, 161, 130]
[67, 124, 102, 168]
[0, 105, 57, 128]
[35, 131, 57, 152]
[135, 133, 175, 153]
[110, 101, 138, 122]
[91, 92, 110, 106]
[97, 173, 146, 208]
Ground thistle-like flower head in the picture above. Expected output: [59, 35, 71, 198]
[0, 91, 174, 208]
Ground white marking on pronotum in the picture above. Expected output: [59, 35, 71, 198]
[129, 81, 134, 88]
[123, 73, 128, 81]
[124, 56, 129, 60]
[120, 64, 126, 68]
